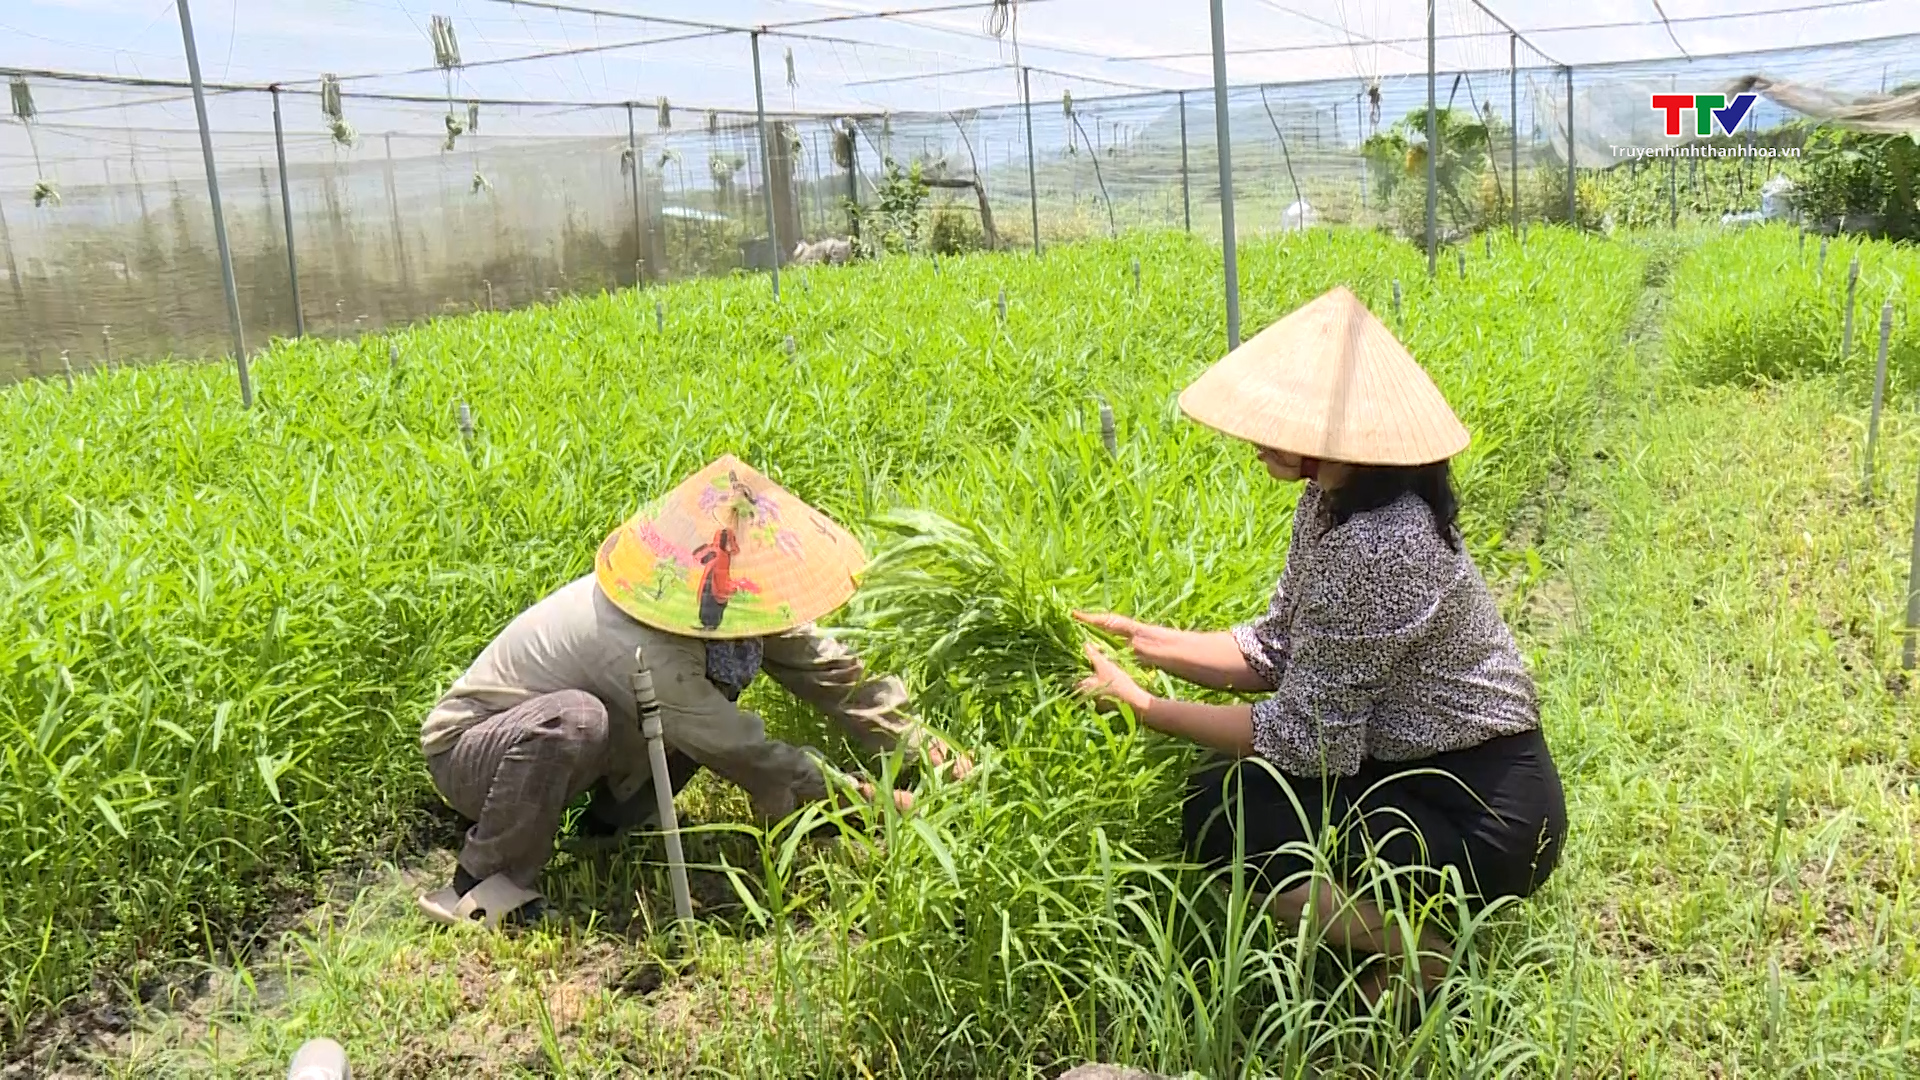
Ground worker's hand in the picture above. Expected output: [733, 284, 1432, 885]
[1075, 641, 1151, 715]
[1073, 611, 1183, 673]
[854, 779, 915, 814]
[926, 739, 975, 782]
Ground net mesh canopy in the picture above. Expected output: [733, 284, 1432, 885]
[4, 0, 1919, 375]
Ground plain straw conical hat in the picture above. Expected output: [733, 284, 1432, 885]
[1178, 286, 1470, 466]
[595, 455, 867, 640]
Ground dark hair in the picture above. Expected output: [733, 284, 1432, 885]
[1323, 461, 1461, 551]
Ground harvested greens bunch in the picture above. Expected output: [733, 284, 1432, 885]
[838, 509, 1087, 720]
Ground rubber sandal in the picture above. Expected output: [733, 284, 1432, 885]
[416, 872, 545, 930]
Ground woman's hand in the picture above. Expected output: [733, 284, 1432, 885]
[854, 779, 915, 814]
[1072, 611, 1185, 671]
[1073, 611, 1268, 694]
[925, 739, 975, 782]
[1075, 641, 1152, 715]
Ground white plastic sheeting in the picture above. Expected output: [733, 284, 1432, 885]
[6, 0, 1920, 376]
[8, 1, 1920, 116]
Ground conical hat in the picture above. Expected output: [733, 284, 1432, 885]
[1178, 286, 1470, 466]
[595, 455, 867, 640]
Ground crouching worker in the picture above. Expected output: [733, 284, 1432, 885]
[1074, 289, 1565, 1006]
[417, 454, 972, 929]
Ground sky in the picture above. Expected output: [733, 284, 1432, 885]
[6, 0, 1920, 117]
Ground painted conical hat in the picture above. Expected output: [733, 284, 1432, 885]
[595, 455, 867, 640]
[1178, 286, 1470, 466]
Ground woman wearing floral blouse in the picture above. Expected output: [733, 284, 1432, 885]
[1075, 287, 1566, 1002]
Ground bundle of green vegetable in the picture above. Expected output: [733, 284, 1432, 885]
[837, 508, 1088, 722]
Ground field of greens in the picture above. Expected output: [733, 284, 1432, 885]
[1667, 224, 1920, 393]
[4, 223, 1916, 1077]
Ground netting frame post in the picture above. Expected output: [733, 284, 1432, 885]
[626, 102, 644, 287]
[1358, 95, 1367, 214]
[1022, 66, 1040, 256]
[1509, 34, 1519, 234]
[1669, 154, 1678, 228]
[270, 87, 305, 338]
[175, 0, 251, 406]
[382, 133, 410, 295]
[0, 192, 32, 372]
[750, 31, 781, 301]
[1424, 0, 1437, 277]
[1565, 66, 1577, 229]
[1179, 90, 1191, 234]
[1208, 0, 1240, 348]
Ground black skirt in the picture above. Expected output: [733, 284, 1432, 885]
[1183, 728, 1567, 910]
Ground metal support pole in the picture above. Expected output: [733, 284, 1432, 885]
[0, 193, 34, 370]
[1509, 34, 1519, 233]
[382, 134, 410, 294]
[1865, 300, 1894, 500]
[1022, 67, 1041, 255]
[633, 648, 694, 926]
[1669, 154, 1678, 228]
[1359, 94, 1368, 212]
[176, 0, 251, 406]
[1565, 66, 1577, 228]
[1746, 119, 1755, 193]
[1425, 0, 1437, 277]
[1209, 0, 1241, 348]
[750, 31, 780, 300]
[270, 88, 304, 338]
[1179, 90, 1192, 234]
[626, 103, 645, 286]
[1842, 256, 1861, 360]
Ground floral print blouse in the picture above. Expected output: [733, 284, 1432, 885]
[1230, 481, 1540, 777]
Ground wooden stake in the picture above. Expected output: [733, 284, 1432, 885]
[1865, 300, 1895, 501]
[457, 402, 474, 441]
[1099, 399, 1117, 456]
[1841, 256, 1861, 362]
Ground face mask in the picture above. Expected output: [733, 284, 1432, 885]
[703, 639, 765, 701]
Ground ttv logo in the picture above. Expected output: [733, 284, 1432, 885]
[1650, 93, 1757, 137]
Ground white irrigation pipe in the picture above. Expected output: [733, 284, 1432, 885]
[633, 647, 694, 924]
[288, 1038, 349, 1079]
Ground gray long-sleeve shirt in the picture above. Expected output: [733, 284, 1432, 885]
[422, 574, 922, 821]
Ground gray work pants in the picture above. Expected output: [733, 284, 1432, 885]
[425, 690, 699, 888]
